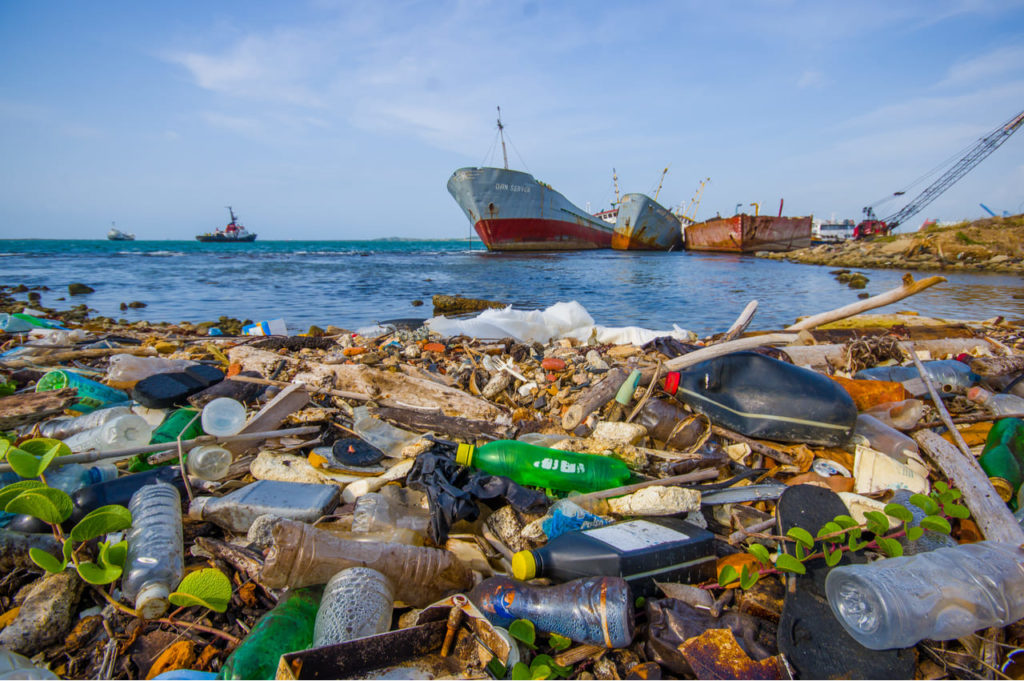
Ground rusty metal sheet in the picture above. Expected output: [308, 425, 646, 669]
[685, 215, 811, 253]
[678, 628, 787, 680]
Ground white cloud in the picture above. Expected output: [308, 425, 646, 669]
[938, 45, 1024, 87]
[797, 70, 825, 89]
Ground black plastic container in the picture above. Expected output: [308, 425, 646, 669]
[671, 351, 857, 446]
[131, 365, 225, 408]
[511, 517, 715, 597]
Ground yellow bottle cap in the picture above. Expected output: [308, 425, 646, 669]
[988, 477, 1014, 503]
[455, 443, 475, 467]
[511, 550, 536, 580]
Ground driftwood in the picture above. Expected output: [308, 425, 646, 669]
[0, 388, 77, 430]
[718, 300, 758, 343]
[663, 334, 799, 372]
[369, 404, 513, 441]
[902, 341, 972, 459]
[969, 355, 1024, 378]
[561, 368, 628, 430]
[780, 337, 992, 370]
[226, 383, 311, 455]
[914, 430, 1024, 544]
[569, 468, 719, 507]
[195, 536, 264, 582]
[227, 345, 505, 422]
[711, 425, 797, 466]
[785, 274, 947, 331]
[0, 345, 156, 369]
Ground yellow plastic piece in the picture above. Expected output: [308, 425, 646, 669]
[511, 550, 536, 580]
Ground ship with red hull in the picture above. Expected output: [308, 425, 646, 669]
[447, 166, 614, 251]
[684, 214, 811, 253]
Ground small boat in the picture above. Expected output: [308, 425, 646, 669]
[447, 109, 613, 251]
[196, 207, 257, 243]
[107, 223, 135, 241]
[684, 213, 812, 253]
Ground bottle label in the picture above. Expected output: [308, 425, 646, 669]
[584, 520, 689, 552]
[532, 457, 585, 474]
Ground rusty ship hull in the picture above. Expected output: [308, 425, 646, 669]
[611, 193, 683, 250]
[684, 214, 812, 253]
[447, 167, 614, 251]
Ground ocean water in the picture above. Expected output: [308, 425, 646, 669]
[3, 239, 1022, 337]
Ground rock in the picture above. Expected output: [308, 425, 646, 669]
[128, 301, 146, 308]
[411, 299, 424, 307]
[0, 570, 84, 654]
[431, 294, 505, 315]
[68, 283, 94, 295]
[246, 514, 282, 550]
[591, 421, 647, 446]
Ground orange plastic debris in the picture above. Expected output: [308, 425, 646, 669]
[422, 342, 446, 353]
[342, 347, 367, 357]
[146, 640, 196, 680]
[541, 357, 566, 371]
[831, 376, 910, 411]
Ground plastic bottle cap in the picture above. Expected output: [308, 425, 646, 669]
[511, 550, 537, 580]
[664, 372, 680, 395]
[455, 444, 475, 467]
[187, 496, 211, 520]
[135, 583, 171, 619]
[988, 477, 1015, 503]
[967, 386, 985, 402]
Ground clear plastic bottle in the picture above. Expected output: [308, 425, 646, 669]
[188, 480, 339, 533]
[470, 575, 634, 649]
[968, 387, 1024, 416]
[854, 360, 978, 395]
[825, 541, 1024, 650]
[313, 567, 394, 647]
[350, 491, 430, 535]
[455, 440, 633, 493]
[260, 518, 473, 607]
[122, 482, 184, 619]
[220, 587, 320, 680]
[199, 398, 246, 437]
[861, 399, 926, 431]
[61, 414, 153, 453]
[43, 462, 119, 494]
[349, 406, 423, 458]
[0, 647, 58, 679]
[105, 354, 197, 390]
[185, 445, 232, 481]
[33, 406, 134, 440]
[849, 413, 923, 467]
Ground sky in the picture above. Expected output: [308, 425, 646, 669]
[1, 0, 1023, 240]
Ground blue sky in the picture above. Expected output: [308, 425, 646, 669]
[1, 0, 1022, 240]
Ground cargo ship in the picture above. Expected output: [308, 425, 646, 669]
[612, 193, 682, 250]
[684, 213, 812, 253]
[447, 110, 613, 251]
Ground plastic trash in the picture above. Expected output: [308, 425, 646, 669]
[34, 369, 129, 413]
[43, 462, 119, 494]
[151, 671, 218, 681]
[350, 490, 430, 535]
[0, 647, 59, 679]
[633, 397, 711, 450]
[861, 399, 926, 431]
[33, 406, 135, 440]
[241, 318, 288, 336]
[470, 575, 634, 649]
[104, 354, 197, 389]
[129, 408, 204, 472]
[130, 365, 225, 409]
[313, 567, 394, 648]
[123, 482, 184, 619]
[670, 351, 858, 446]
[200, 397, 246, 437]
[826, 541, 1024, 650]
[219, 587, 320, 680]
[854, 359, 978, 395]
[455, 440, 633, 493]
[260, 518, 474, 607]
[188, 480, 339, 533]
[185, 444, 233, 481]
[511, 517, 716, 597]
[978, 418, 1024, 503]
[349, 406, 423, 459]
[968, 387, 1024, 416]
[61, 413, 153, 453]
[539, 498, 610, 540]
[849, 414, 923, 467]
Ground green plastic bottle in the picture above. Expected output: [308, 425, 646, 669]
[455, 440, 632, 493]
[128, 408, 205, 472]
[979, 418, 1024, 506]
[219, 587, 321, 680]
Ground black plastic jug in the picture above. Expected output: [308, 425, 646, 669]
[670, 351, 857, 446]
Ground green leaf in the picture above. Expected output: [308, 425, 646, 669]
[906, 526, 924, 542]
[739, 565, 759, 590]
[511, 662, 532, 680]
[486, 659, 506, 680]
[5, 487, 73, 524]
[933, 480, 949, 494]
[548, 633, 572, 652]
[786, 526, 814, 549]
[748, 543, 771, 566]
[717, 564, 739, 587]
[531, 664, 552, 680]
[794, 542, 806, 561]
[77, 560, 122, 585]
[69, 505, 133, 543]
[20, 439, 68, 476]
[816, 521, 844, 540]
[100, 540, 128, 569]
[168, 568, 232, 613]
[876, 537, 904, 558]
[509, 619, 537, 649]
[833, 514, 859, 529]
[0, 480, 46, 508]
[29, 547, 66, 573]
[864, 511, 889, 536]
[883, 503, 914, 523]
[774, 553, 806, 575]
[848, 535, 869, 552]
[947, 488, 962, 501]
[942, 502, 971, 519]
[62, 538, 74, 564]
[548, 659, 573, 677]
[908, 493, 938, 515]
[823, 545, 842, 567]
[634, 596, 645, 610]
[920, 515, 952, 534]
[6, 448, 43, 479]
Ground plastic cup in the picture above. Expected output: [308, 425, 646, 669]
[35, 369, 129, 413]
[201, 398, 247, 437]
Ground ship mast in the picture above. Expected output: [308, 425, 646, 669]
[653, 165, 670, 202]
[497, 106, 509, 170]
[612, 168, 620, 205]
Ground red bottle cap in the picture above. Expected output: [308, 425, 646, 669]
[664, 371, 680, 394]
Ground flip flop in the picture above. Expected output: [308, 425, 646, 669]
[775, 484, 915, 679]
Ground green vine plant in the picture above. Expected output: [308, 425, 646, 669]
[0, 437, 232, 620]
[498, 619, 574, 680]
[716, 482, 971, 591]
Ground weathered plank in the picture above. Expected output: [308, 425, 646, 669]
[0, 388, 77, 430]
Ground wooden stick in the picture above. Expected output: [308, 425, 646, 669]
[569, 467, 719, 506]
[663, 333, 799, 372]
[711, 425, 797, 465]
[785, 274, 947, 331]
[917, 412, 1024, 429]
[0, 345, 157, 369]
[228, 374, 371, 401]
[561, 367, 628, 430]
[718, 300, 758, 343]
[901, 341, 973, 460]
[969, 355, 1024, 378]
[0, 388, 77, 430]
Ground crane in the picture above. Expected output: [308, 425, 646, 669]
[675, 178, 710, 225]
[855, 108, 1024, 239]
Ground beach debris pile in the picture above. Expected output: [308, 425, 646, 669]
[1, 277, 1024, 680]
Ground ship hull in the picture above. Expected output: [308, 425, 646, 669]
[611, 193, 682, 250]
[684, 214, 811, 253]
[447, 167, 613, 251]
[196, 234, 257, 243]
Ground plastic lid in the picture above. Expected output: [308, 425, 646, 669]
[989, 477, 1014, 503]
[135, 583, 170, 619]
[188, 495, 211, 520]
[663, 371, 680, 395]
[35, 370, 69, 392]
[511, 550, 536, 580]
[455, 444, 475, 467]
[967, 386, 988, 402]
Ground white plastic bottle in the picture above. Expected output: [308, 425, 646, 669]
[313, 567, 394, 647]
[105, 354, 197, 389]
[34, 406, 134, 440]
[968, 387, 1024, 416]
[825, 541, 1024, 650]
[44, 462, 119, 494]
[200, 398, 247, 437]
[186, 444, 233, 481]
[123, 482, 184, 619]
[61, 414, 153, 453]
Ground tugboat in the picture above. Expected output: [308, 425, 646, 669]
[196, 207, 257, 242]
[107, 222, 135, 241]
